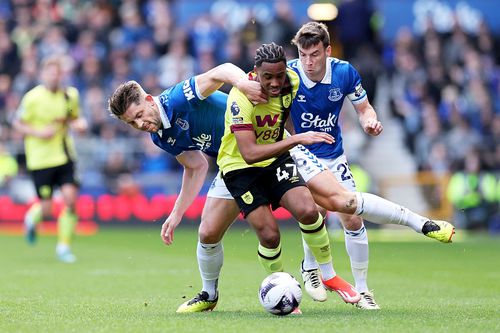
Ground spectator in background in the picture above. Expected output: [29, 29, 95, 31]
[130, 38, 158, 79]
[12, 56, 87, 263]
[447, 149, 498, 230]
[157, 34, 195, 89]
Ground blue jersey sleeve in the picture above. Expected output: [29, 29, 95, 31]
[345, 64, 367, 104]
[167, 76, 205, 110]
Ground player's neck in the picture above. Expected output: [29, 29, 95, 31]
[44, 84, 61, 93]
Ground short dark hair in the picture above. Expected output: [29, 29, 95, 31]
[254, 42, 286, 67]
[108, 81, 143, 117]
[292, 22, 330, 49]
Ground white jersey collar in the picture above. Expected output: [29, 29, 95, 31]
[297, 58, 332, 88]
[154, 96, 171, 130]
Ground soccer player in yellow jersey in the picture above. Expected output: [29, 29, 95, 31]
[217, 43, 361, 309]
[13, 56, 87, 263]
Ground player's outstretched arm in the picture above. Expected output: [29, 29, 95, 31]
[196, 63, 267, 104]
[234, 130, 334, 165]
[354, 100, 383, 136]
[160, 150, 209, 245]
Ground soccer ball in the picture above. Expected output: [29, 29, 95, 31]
[258, 272, 302, 315]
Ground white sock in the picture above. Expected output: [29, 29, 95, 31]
[355, 192, 427, 232]
[301, 238, 319, 271]
[344, 226, 369, 292]
[197, 241, 223, 300]
[319, 262, 336, 280]
[56, 243, 70, 254]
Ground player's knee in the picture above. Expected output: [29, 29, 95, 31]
[326, 192, 356, 213]
[342, 215, 364, 230]
[256, 227, 280, 249]
[198, 220, 224, 244]
[295, 204, 320, 225]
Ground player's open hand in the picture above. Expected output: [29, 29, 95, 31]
[161, 214, 182, 245]
[362, 119, 383, 136]
[295, 131, 335, 146]
[237, 79, 268, 105]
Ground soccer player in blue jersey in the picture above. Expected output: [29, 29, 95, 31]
[286, 21, 454, 309]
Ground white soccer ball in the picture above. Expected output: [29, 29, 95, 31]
[258, 272, 302, 315]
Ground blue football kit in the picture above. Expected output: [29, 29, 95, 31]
[288, 58, 368, 159]
[150, 76, 227, 157]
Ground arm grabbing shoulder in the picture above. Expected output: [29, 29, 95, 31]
[195, 63, 267, 104]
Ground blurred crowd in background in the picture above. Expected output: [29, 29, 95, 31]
[0, 0, 498, 229]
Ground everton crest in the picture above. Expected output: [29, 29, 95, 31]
[328, 88, 343, 102]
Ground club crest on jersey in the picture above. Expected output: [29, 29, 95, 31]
[175, 118, 189, 130]
[282, 94, 292, 108]
[328, 88, 343, 102]
[241, 191, 254, 204]
[231, 101, 240, 115]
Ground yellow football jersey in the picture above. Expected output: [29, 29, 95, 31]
[217, 68, 299, 174]
[17, 85, 80, 170]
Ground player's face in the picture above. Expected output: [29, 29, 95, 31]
[120, 95, 162, 133]
[255, 61, 287, 97]
[41, 63, 62, 91]
[297, 43, 331, 82]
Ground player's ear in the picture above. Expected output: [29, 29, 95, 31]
[326, 45, 332, 57]
[145, 94, 154, 102]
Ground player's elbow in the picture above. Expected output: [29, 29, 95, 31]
[240, 149, 260, 165]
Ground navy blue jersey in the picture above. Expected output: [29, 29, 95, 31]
[151, 77, 227, 157]
[288, 58, 367, 159]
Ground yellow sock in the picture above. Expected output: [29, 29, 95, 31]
[257, 242, 283, 273]
[299, 214, 332, 265]
[57, 208, 78, 245]
[25, 202, 42, 225]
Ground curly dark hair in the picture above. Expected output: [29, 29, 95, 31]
[254, 42, 286, 67]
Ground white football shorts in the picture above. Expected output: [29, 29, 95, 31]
[289, 145, 357, 192]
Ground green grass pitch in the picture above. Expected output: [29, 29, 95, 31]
[1, 225, 499, 333]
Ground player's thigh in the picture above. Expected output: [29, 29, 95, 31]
[279, 186, 318, 224]
[306, 170, 354, 211]
[246, 205, 280, 248]
[200, 172, 239, 242]
[200, 198, 239, 243]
